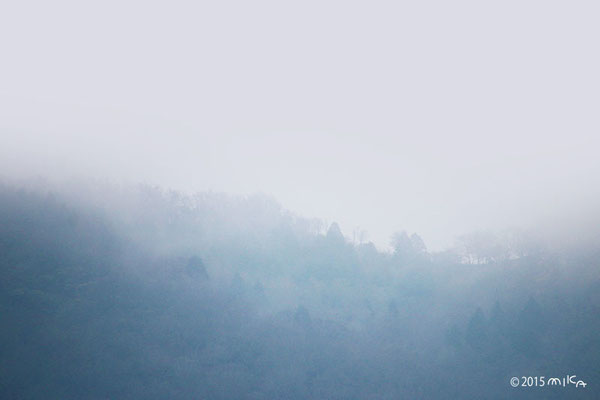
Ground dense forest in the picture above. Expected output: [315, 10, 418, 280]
[1, 181, 598, 399]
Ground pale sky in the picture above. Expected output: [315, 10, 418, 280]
[1, 0, 599, 250]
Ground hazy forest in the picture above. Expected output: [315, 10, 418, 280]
[1, 180, 598, 399]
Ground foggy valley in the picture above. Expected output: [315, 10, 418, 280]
[1, 0, 599, 398]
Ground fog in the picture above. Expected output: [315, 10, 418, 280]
[1, 2, 600, 399]
[2, 0, 599, 250]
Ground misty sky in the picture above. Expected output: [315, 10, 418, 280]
[1, 0, 598, 250]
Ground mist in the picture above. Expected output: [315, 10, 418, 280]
[2, 0, 599, 250]
[1, 1, 599, 399]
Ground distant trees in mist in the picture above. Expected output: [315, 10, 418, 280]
[0, 181, 598, 399]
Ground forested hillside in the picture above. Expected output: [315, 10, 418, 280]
[1, 182, 598, 399]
